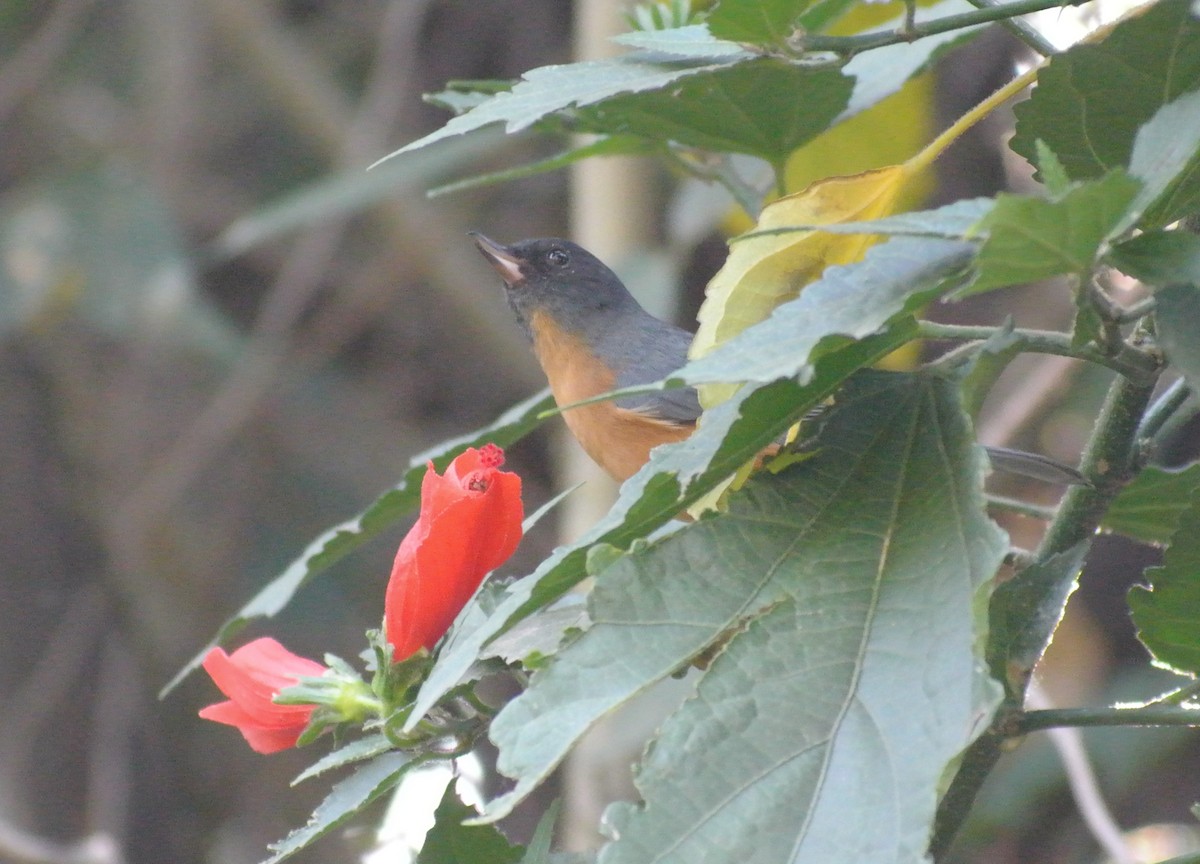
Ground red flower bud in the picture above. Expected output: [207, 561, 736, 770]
[385, 444, 523, 662]
[198, 637, 326, 754]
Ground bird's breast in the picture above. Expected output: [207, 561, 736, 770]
[529, 310, 693, 482]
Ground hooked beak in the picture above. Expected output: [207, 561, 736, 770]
[470, 232, 525, 287]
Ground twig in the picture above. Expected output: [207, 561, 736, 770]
[800, 0, 1089, 55]
[960, 0, 1059, 56]
[918, 321, 1160, 382]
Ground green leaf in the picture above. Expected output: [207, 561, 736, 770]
[986, 543, 1088, 697]
[211, 132, 506, 259]
[961, 170, 1141, 297]
[735, 196, 992, 240]
[959, 320, 1021, 420]
[264, 752, 413, 864]
[681, 236, 975, 386]
[161, 389, 553, 697]
[292, 734, 393, 786]
[518, 799, 561, 864]
[1129, 490, 1200, 675]
[406, 328, 920, 729]
[488, 373, 1006, 853]
[1107, 229, 1200, 285]
[1103, 464, 1200, 546]
[428, 136, 653, 198]
[1010, 0, 1200, 183]
[419, 240, 972, 710]
[1034, 140, 1071, 197]
[837, 2, 982, 121]
[612, 23, 750, 58]
[419, 781, 522, 864]
[1157, 284, 1200, 389]
[708, 0, 812, 46]
[1123, 86, 1200, 229]
[578, 59, 853, 164]
[484, 598, 589, 666]
[377, 53, 744, 164]
[424, 79, 515, 115]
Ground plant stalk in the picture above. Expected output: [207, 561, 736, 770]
[1016, 704, 1200, 733]
[930, 341, 1162, 860]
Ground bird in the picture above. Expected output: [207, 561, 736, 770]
[471, 233, 1086, 487]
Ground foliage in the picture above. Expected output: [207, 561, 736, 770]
[182, 0, 1200, 862]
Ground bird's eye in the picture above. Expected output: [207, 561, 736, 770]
[546, 248, 570, 267]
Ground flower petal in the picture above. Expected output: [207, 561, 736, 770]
[198, 637, 323, 752]
[383, 445, 524, 662]
[200, 700, 309, 754]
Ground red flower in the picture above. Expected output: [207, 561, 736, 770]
[385, 443, 523, 662]
[198, 637, 326, 754]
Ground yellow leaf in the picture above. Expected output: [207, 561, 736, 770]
[723, 72, 937, 236]
[689, 65, 1039, 409]
[690, 162, 914, 406]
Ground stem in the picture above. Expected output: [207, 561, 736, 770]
[1036, 365, 1159, 557]
[930, 341, 1162, 861]
[917, 321, 1160, 382]
[929, 728, 1008, 859]
[802, 0, 1085, 55]
[1086, 280, 1128, 355]
[961, 0, 1058, 55]
[1115, 296, 1156, 323]
[1016, 704, 1200, 734]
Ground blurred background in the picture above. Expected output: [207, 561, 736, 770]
[0, 1, 1195, 863]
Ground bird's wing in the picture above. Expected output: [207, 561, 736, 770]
[610, 323, 702, 427]
[615, 384, 703, 426]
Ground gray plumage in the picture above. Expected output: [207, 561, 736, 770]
[472, 234, 701, 427]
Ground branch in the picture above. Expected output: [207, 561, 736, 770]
[799, 0, 1087, 55]
[918, 321, 1160, 382]
[961, 0, 1059, 56]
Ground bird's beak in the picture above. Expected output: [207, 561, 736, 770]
[470, 232, 525, 287]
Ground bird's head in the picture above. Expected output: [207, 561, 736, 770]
[471, 233, 638, 339]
